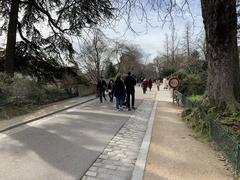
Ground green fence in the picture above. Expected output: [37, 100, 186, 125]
[173, 90, 193, 109]
[174, 90, 240, 175]
[209, 119, 240, 174]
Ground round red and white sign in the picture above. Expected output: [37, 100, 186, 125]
[168, 77, 180, 89]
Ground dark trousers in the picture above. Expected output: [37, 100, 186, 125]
[126, 91, 135, 109]
[108, 92, 113, 102]
[99, 90, 106, 102]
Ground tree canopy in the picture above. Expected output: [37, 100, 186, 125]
[0, 0, 113, 75]
[1, 0, 240, 111]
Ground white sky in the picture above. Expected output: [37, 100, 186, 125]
[0, 0, 203, 62]
[100, 0, 203, 61]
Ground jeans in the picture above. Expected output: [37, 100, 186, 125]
[116, 96, 124, 109]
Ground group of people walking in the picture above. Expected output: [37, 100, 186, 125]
[141, 78, 162, 93]
[141, 79, 153, 94]
[97, 72, 136, 111]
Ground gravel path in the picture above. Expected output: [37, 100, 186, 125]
[144, 89, 233, 180]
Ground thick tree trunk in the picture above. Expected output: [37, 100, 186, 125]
[4, 0, 20, 75]
[201, 0, 240, 108]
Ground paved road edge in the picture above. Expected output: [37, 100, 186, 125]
[80, 112, 137, 179]
[131, 98, 158, 180]
[0, 96, 96, 133]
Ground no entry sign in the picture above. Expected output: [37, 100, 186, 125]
[169, 77, 180, 89]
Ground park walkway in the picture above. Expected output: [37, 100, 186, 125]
[0, 86, 156, 180]
[0, 86, 235, 180]
[144, 89, 233, 180]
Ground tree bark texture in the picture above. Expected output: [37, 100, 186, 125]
[201, 0, 240, 107]
[4, 0, 20, 75]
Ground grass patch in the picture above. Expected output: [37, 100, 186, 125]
[187, 95, 203, 106]
[0, 105, 37, 120]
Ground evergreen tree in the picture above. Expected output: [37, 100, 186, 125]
[0, 0, 113, 75]
[105, 62, 116, 79]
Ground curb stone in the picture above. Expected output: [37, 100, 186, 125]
[81, 99, 154, 180]
[131, 98, 158, 180]
[0, 96, 96, 133]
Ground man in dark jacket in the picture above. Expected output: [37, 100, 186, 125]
[124, 72, 136, 111]
[97, 76, 107, 103]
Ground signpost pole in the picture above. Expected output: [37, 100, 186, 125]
[169, 76, 180, 104]
[173, 88, 175, 104]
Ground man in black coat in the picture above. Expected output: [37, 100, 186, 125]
[97, 76, 107, 103]
[124, 72, 136, 111]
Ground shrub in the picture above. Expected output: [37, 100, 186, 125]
[9, 75, 47, 104]
[60, 74, 92, 95]
[174, 69, 207, 96]
[174, 68, 188, 80]
[0, 72, 91, 106]
[44, 85, 70, 102]
[0, 73, 12, 102]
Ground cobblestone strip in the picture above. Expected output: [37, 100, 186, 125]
[81, 100, 154, 180]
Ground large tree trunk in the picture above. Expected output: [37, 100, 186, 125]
[201, 0, 240, 109]
[4, 0, 20, 75]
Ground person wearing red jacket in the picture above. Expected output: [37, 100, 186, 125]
[148, 79, 153, 91]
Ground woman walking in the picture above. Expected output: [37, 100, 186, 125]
[141, 79, 148, 94]
[113, 75, 125, 110]
[107, 79, 114, 102]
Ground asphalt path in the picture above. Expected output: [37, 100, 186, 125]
[0, 88, 145, 180]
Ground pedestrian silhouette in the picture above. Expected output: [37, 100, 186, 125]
[124, 72, 136, 111]
[107, 79, 114, 102]
[97, 76, 107, 103]
[113, 75, 125, 110]
[148, 79, 153, 91]
[142, 79, 148, 94]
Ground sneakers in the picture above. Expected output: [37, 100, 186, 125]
[116, 107, 123, 111]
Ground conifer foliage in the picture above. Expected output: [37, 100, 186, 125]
[0, 0, 113, 75]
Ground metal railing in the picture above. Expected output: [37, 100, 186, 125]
[174, 90, 193, 109]
[174, 90, 240, 175]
